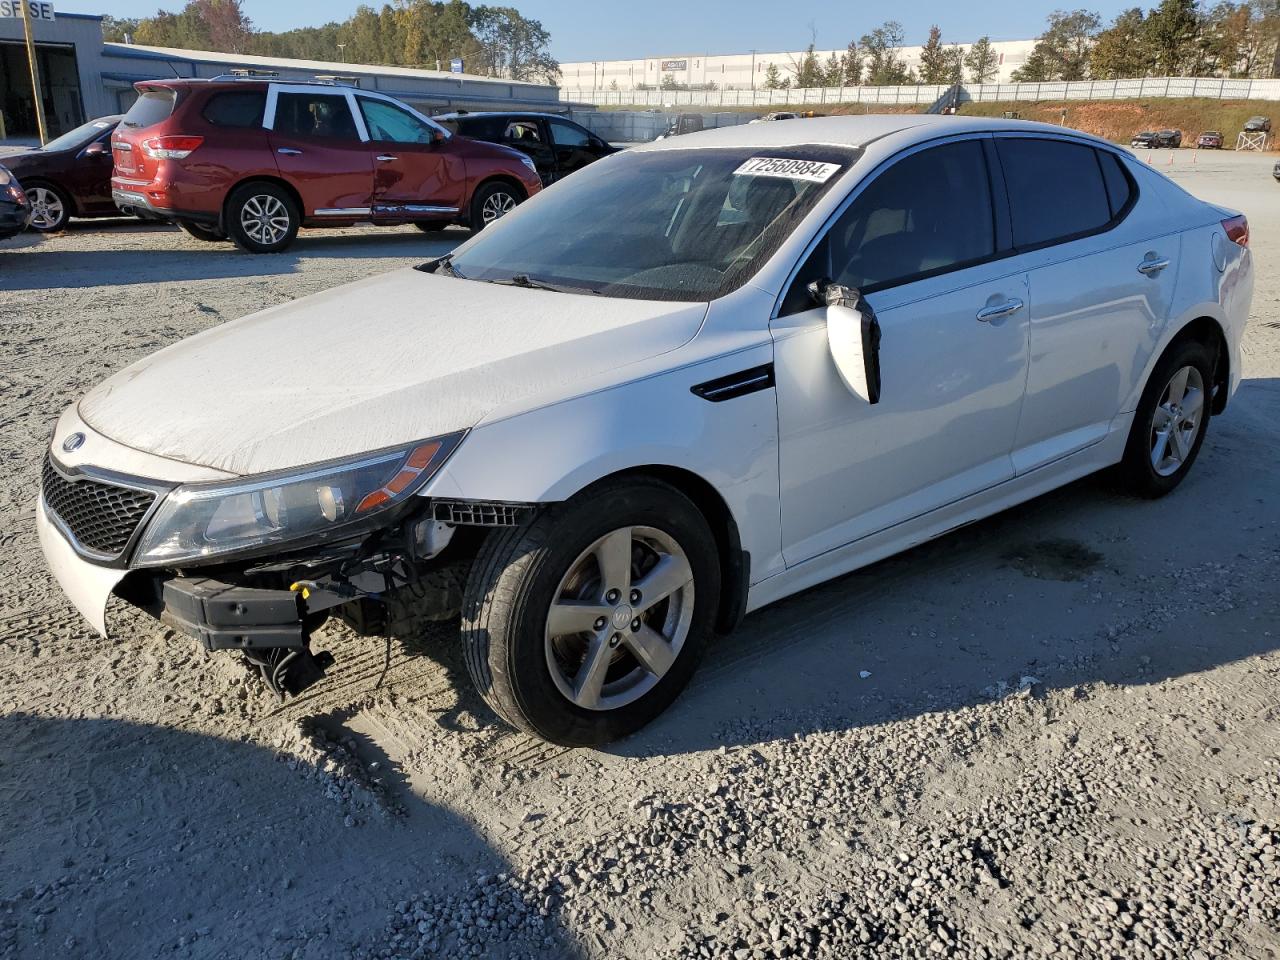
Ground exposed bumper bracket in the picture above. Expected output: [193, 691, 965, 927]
[161, 577, 307, 651]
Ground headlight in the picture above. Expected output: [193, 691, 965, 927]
[133, 433, 462, 566]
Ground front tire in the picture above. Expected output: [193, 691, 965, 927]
[225, 182, 299, 253]
[414, 221, 450, 233]
[1117, 338, 1214, 498]
[461, 478, 720, 746]
[468, 181, 521, 232]
[25, 183, 71, 232]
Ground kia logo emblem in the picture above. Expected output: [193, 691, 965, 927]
[61, 432, 85, 453]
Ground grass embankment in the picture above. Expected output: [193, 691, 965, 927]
[594, 97, 1276, 147]
[957, 98, 1275, 147]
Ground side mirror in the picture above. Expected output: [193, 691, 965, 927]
[83, 141, 108, 156]
[810, 279, 882, 404]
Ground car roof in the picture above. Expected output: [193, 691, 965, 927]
[632, 114, 1114, 153]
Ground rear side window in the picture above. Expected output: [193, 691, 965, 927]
[996, 138, 1112, 249]
[273, 93, 358, 141]
[121, 90, 176, 129]
[202, 91, 266, 128]
[1097, 151, 1134, 218]
[828, 139, 995, 292]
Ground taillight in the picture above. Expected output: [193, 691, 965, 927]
[1222, 214, 1249, 247]
[140, 135, 204, 160]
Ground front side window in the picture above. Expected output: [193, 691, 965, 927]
[448, 146, 856, 301]
[996, 137, 1112, 249]
[548, 119, 592, 148]
[827, 139, 995, 293]
[358, 98, 435, 144]
[274, 93, 358, 141]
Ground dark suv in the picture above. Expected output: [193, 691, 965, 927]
[111, 78, 542, 252]
[435, 112, 617, 186]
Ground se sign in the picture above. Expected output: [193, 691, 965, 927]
[0, 1, 56, 20]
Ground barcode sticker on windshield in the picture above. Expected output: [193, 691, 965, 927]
[733, 157, 841, 183]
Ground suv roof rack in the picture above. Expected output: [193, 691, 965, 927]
[314, 74, 361, 87]
[205, 72, 359, 87]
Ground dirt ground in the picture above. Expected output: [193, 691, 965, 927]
[1, 151, 1278, 960]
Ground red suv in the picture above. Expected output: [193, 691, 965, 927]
[111, 78, 542, 252]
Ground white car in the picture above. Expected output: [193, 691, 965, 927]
[39, 116, 1253, 746]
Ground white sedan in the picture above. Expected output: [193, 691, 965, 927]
[39, 115, 1253, 745]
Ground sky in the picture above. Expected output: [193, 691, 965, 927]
[52, 0, 1138, 60]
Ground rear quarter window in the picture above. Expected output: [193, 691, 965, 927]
[201, 91, 266, 128]
[1097, 150, 1135, 218]
[995, 137, 1113, 249]
[121, 90, 176, 129]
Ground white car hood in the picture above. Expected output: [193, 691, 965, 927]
[78, 269, 707, 477]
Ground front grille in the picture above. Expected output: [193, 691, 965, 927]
[42, 455, 156, 557]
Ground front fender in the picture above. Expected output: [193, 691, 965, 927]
[422, 343, 785, 583]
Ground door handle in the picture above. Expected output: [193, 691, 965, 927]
[976, 298, 1024, 322]
[276, 147, 302, 156]
[1137, 257, 1170, 276]
[376, 154, 398, 162]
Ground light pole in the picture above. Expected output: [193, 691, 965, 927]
[337, 43, 346, 63]
[22, 6, 49, 144]
[749, 49, 758, 92]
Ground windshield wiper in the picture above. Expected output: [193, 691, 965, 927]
[485, 274, 602, 295]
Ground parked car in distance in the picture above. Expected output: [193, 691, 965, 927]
[434, 111, 619, 186]
[1273, 159, 1279, 182]
[750, 112, 802, 123]
[1130, 130, 1159, 148]
[657, 114, 705, 138]
[110, 78, 542, 252]
[1157, 129, 1183, 148]
[1, 116, 123, 231]
[0, 165, 30, 239]
[1196, 131, 1223, 149]
[40, 116, 1253, 745]
[1243, 116, 1271, 133]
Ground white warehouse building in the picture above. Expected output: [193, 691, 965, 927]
[561, 38, 1038, 93]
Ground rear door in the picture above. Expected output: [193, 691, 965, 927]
[266, 87, 373, 219]
[497, 117, 555, 185]
[355, 95, 465, 221]
[996, 136, 1181, 473]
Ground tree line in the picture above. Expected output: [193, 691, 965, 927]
[752, 22, 1003, 90]
[101, 0, 559, 83]
[1012, 0, 1277, 81]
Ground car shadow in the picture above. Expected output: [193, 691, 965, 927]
[0, 711, 583, 960]
[0, 225, 470, 291]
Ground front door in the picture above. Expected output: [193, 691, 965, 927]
[546, 117, 609, 180]
[267, 88, 373, 218]
[772, 137, 1031, 565]
[355, 96, 466, 222]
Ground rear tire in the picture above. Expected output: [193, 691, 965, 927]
[468, 181, 522, 232]
[25, 183, 71, 232]
[178, 220, 228, 242]
[414, 221, 450, 233]
[1116, 338, 1214, 498]
[461, 477, 720, 746]
[225, 182, 299, 253]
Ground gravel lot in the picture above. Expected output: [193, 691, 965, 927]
[1, 150, 1278, 960]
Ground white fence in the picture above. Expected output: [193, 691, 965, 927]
[562, 76, 1280, 108]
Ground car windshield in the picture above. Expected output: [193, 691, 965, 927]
[39, 117, 116, 152]
[447, 145, 856, 301]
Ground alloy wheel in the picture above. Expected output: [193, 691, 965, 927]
[240, 194, 291, 246]
[26, 187, 65, 230]
[1150, 364, 1205, 477]
[544, 525, 695, 712]
[481, 190, 515, 224]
